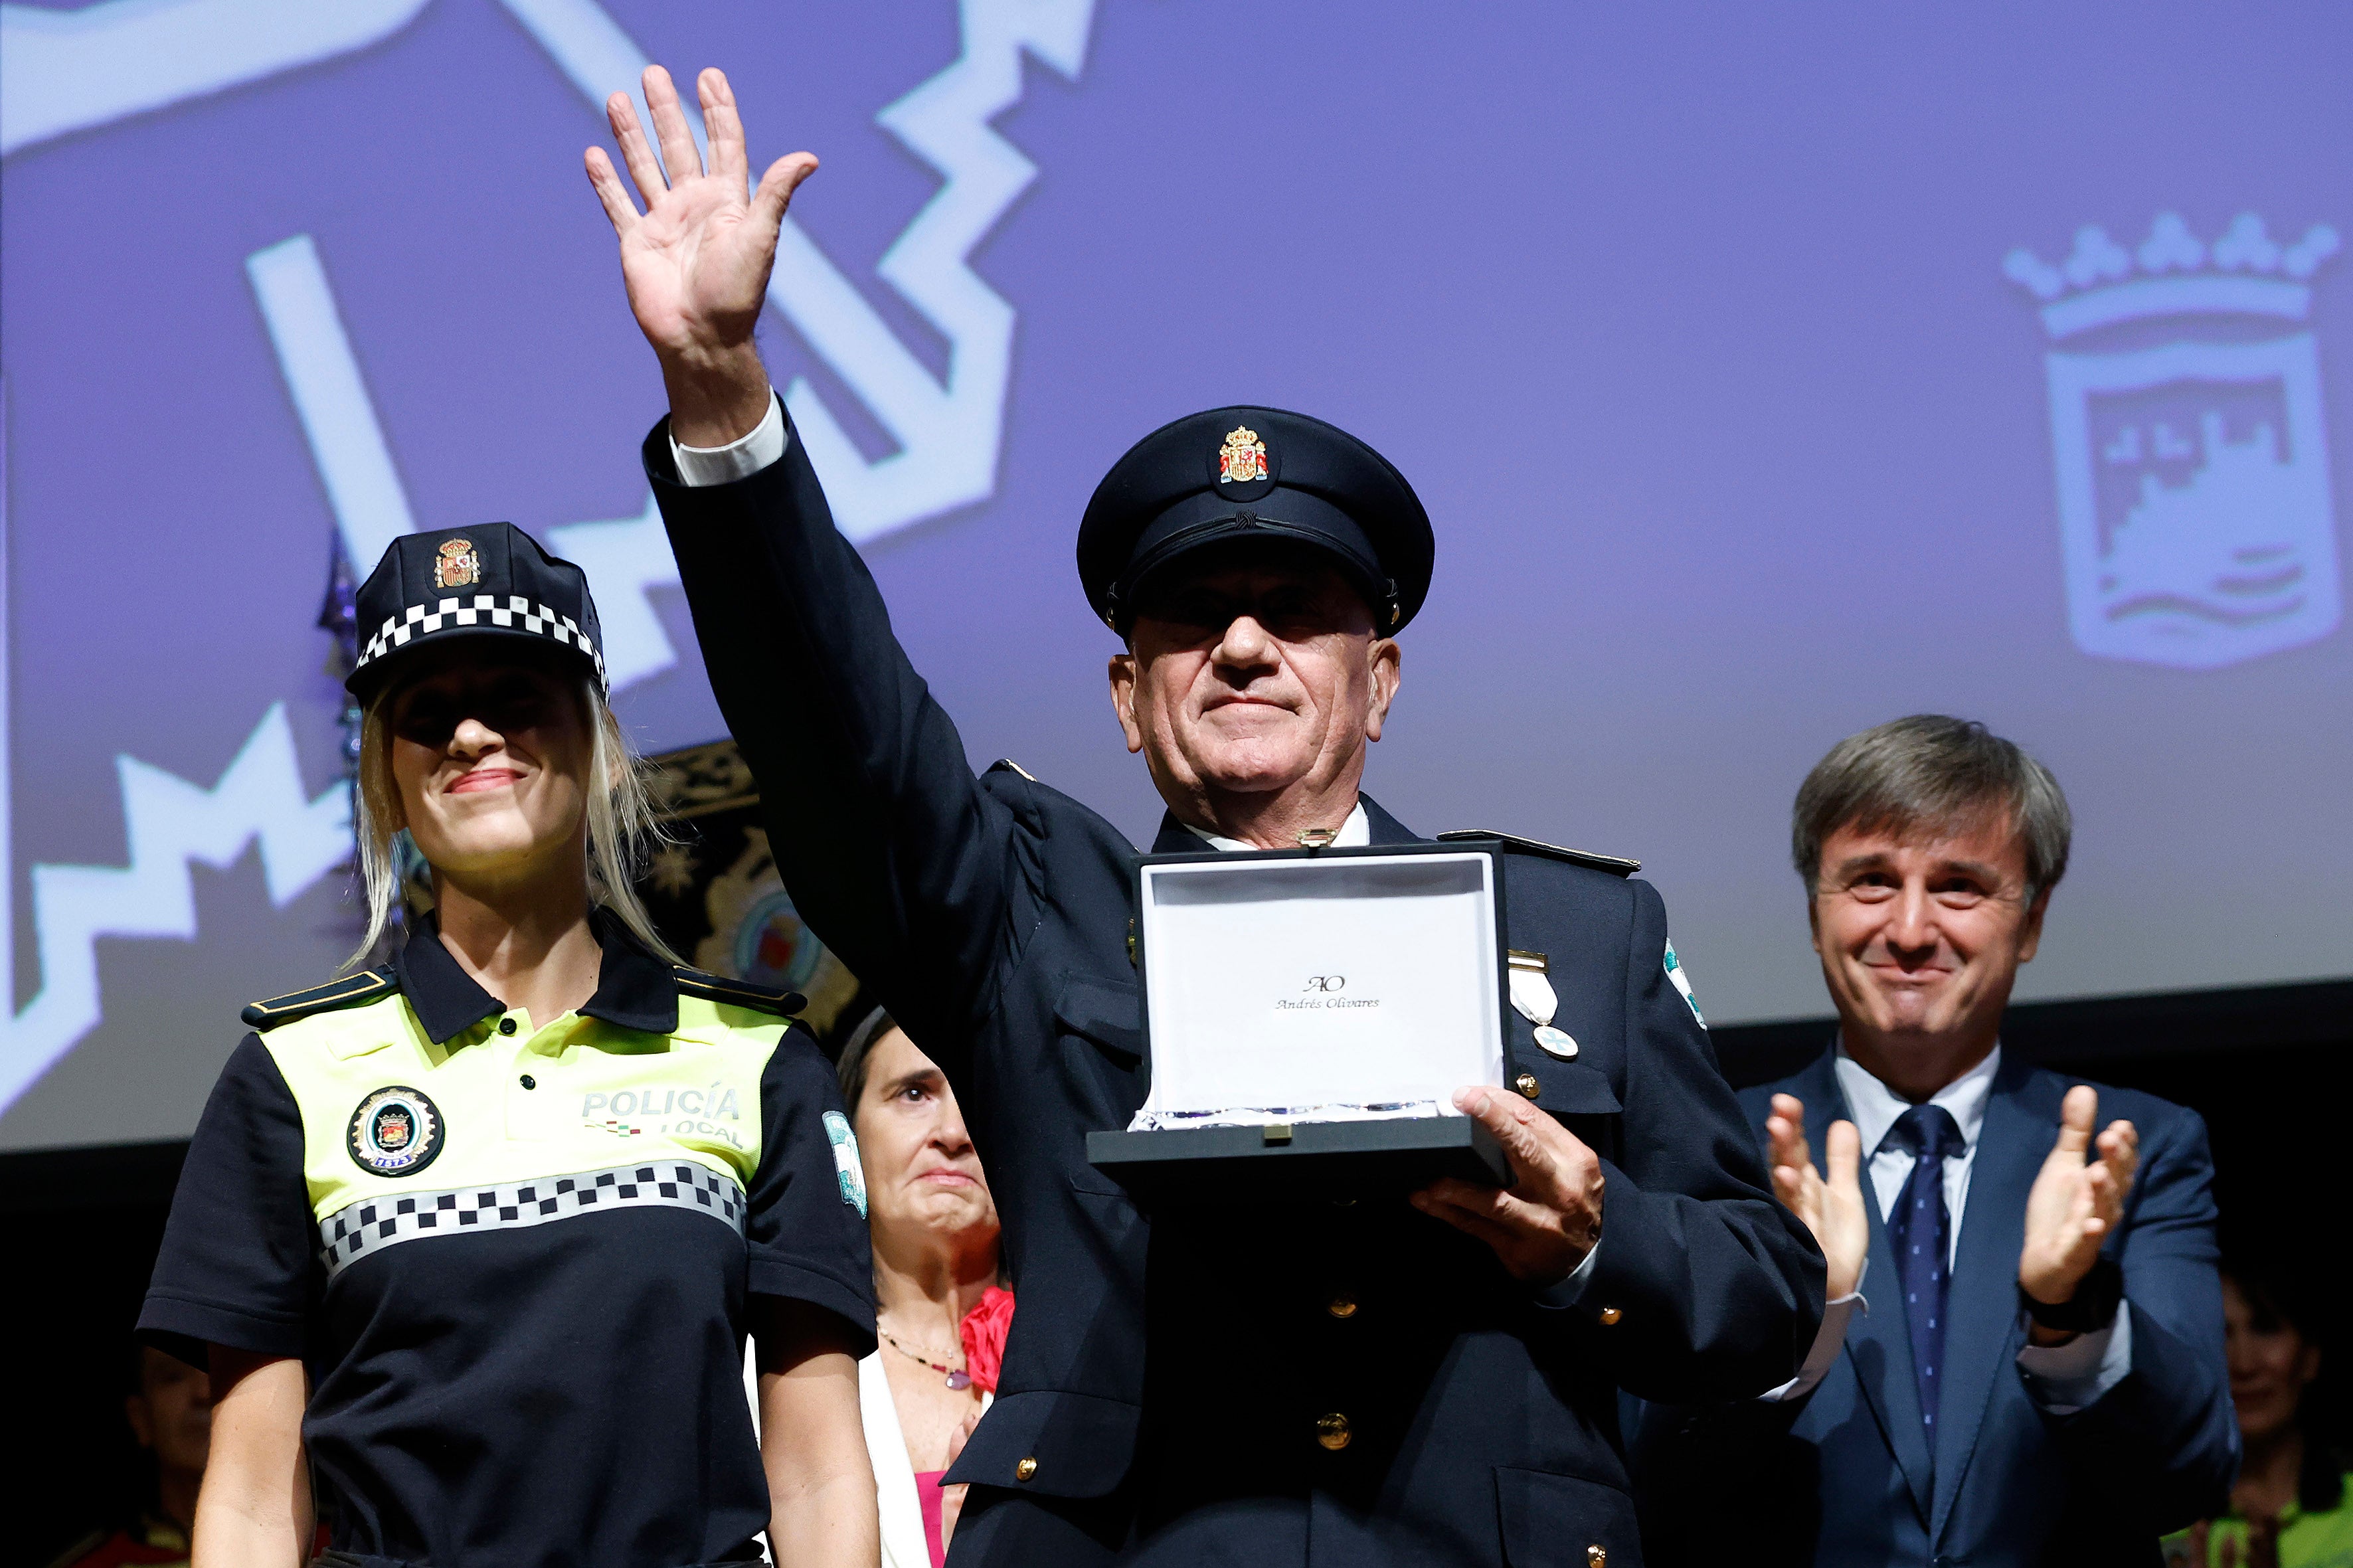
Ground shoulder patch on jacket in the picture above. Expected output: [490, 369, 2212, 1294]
[986, 757, 1039, 782]
[242, 968, 398, 1030]
[673, 967, 806, 1017]
[1435, 829, 1640, 877]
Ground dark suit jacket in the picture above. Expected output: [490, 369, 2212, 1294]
[647, 408, 1824, 1567]
[1635, 1049, 2237, 1568]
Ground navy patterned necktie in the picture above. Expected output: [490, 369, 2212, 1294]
[1883, 1103, 1968, 1437]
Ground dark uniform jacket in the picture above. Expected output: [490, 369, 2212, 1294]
[647, 410, 1824, 1567]
[1633, 1049, 2235, 1568]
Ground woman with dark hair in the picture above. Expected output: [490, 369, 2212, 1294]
[832, 1007, 1011, 1568]
[2168, 1260, 2349, 1568]
[139, 524, 879, 1568]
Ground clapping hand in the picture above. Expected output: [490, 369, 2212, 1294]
[584, 65, 815, 444]
[1765, 1094, 1868, 1301]
[1411, 1087, 1605, 1285]
[2018, 1085, 2137, 1332]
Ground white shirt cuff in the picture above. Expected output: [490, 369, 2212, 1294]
[670, 393, 788, 487]
[1760, 1266, 1869, 1403]
[2016, 1304, 2133, 1415]
[1531, 1231, 1604, 1310]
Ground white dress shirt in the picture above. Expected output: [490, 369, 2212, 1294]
[1783, 1043, 2132, 1413]
[1184, 804, 1371, 852]
[673, 394, 790, 486]
[1836, 1043, 2000, 1270]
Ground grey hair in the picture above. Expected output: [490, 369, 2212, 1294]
[1792, 715, 2071, 899]
[344, 675, 682, 971]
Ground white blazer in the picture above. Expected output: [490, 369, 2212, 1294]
[746, 1345, 988, 1568]
[859, 1350, 993, 1568]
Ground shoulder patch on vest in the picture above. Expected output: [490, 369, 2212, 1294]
[672, 967, 806, 1017]
[1435, 829, 1640, 877]
[242, 968, 398, 1030]
[986, 757, 1039, 782]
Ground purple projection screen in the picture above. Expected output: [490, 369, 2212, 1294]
[2, 1, 2348, 1151]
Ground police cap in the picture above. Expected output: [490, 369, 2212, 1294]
[1077, 406, 1434, 636]
[347, 522, 606, 703]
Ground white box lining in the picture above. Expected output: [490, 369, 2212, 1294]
[1132, 851, 1504, 1130]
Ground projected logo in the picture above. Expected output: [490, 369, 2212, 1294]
[0, 0, 1096, 1113]
[2004, 213, 2344, 669]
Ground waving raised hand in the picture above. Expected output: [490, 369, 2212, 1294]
[584, 65, 815, 444]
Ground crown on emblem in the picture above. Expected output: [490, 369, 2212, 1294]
[1218, 426, 1268, 485]
[433, 537, 480, 590]
[2004, 213, 2340, 340]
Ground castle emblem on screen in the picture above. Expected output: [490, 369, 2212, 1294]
[1219, 427, 1268, 485]
[2004, 213, 2344, 669]
[433, 538, 481, 590]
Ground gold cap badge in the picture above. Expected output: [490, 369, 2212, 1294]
[433, 538, 481, 590]
[1217, 426, 1268, 485]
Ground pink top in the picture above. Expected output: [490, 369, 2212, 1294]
[914, 1470, 949, 1568]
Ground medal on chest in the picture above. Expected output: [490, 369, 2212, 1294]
[1506, 950, 1579, 1060]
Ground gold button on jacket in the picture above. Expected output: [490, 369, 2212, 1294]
[1514, 1072, 1541, 1098]
[1315, 1413, 1352, 1451]
[1015, 1456, 1039, 1481]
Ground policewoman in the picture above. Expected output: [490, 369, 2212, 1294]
[584, 66, 1823, 1568]
[139, 523, 881, 1568]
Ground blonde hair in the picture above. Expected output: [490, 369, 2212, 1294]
[346, 672, 683, 971]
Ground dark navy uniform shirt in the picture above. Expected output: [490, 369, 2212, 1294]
[139, 912, 875, 1568]
[647, 405, 1824, 1568]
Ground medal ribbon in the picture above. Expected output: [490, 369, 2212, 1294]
[1507, 961, 1558, 1028]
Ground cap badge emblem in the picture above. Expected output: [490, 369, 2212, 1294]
[433, 539, 481, 590]
[1217, 426, 1268, 485]
[347, 1086, 446, 1177]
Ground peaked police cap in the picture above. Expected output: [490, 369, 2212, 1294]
[347, 522, 606, 703]
[1077, 406, 1435, 636]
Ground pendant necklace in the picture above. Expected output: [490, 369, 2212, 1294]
[880, 1327, 972, 1390]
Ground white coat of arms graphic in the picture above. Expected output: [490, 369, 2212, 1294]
[2004, 213, 2344, 669]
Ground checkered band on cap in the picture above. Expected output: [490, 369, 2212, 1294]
[317, 1160, 742, 1278]
[353, 594, 607, 691]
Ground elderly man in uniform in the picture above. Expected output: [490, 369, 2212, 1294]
[582, 66, 1822, 1566]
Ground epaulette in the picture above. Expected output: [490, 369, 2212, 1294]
[1435, 829, 1640, 877]
[673, 967, 806, 1017]
[242, 967, 398, 1030]
[986, 757, 1039, 782]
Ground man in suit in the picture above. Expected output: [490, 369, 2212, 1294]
[1638, 715, 2237, 1567]
[580, 64, 1823, 1566]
